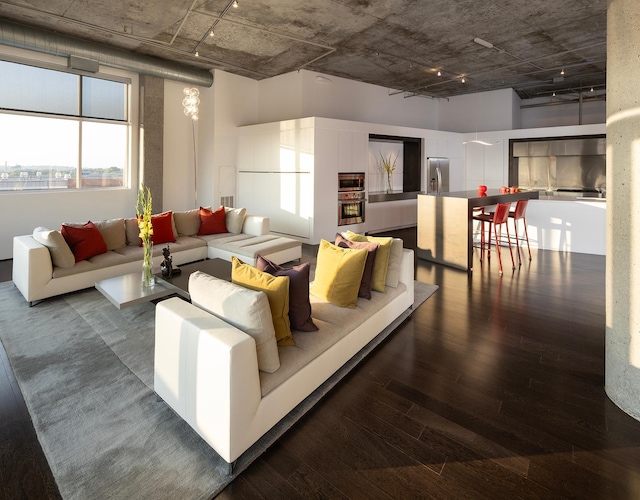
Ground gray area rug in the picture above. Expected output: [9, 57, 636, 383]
[0, 279, 438, 499]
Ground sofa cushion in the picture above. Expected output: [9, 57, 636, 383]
[231, 256, 293, 346]
[61, 221, 108, 262]
[149, 211, 177, 245]
[385, 238, 404, 288]
[224, 207, 247, 234]
[335, 234, 378, 300]
[345, 231, 392, 292]
[125, 217, 140, 246]
[32, 227, 76, 269]
[173, 208, 201, 236]
[310, 240, 367, 309]
[198, 206, 228, 235]
[94, 218, 126, 251]
[256, 255, 317, 332]
[189, 271, 280, 373]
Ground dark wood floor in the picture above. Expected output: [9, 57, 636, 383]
[2, 232, 640, 499]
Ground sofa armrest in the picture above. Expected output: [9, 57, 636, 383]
[12, 235, 54, 303]
[154, 297, 262, 464]
[242, 215, 270, 236]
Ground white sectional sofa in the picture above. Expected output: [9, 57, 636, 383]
[154, 245, 415, 471]
[12, 209, 301, 305]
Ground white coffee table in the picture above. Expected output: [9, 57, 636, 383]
[95, 271, 175, 309]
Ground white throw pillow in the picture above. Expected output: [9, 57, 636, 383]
[224, 207, 247, 234]
[189, 271, 280, 373]
[32, 227, 76, 269]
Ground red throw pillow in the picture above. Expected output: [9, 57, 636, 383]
[198, 206, 228, 235]
[61, 221, 108, 262]
[148, 211, 176, 245]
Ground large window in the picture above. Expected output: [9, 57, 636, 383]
[0, 60, 130, 191]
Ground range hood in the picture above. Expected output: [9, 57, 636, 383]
[510, 136, 606, 195]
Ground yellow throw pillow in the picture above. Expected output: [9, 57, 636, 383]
[231, 256, 293, 346]
[310, 240, 368, 308]
[345, 231, 393, 292]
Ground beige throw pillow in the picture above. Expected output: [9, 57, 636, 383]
[225, 207, 247, 234]
[94, 218, 126, 250]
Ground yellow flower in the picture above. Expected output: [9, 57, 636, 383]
[136, 185, 153, 241]
[378, 151, 397, 175]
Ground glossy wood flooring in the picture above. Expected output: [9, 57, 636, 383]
[2, 233, 640, 499]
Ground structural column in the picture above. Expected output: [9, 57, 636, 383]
[605, 0, 640, 420]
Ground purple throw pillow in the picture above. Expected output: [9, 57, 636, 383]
[335, 234, 379, 300]
[256, 255, 318, 332]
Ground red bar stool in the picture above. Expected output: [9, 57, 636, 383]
[473, 202, 516, 274]
[510, 199, 532, 262]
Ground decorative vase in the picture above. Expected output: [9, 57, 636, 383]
[387, 172, 393, 193]
[141, 240, 155, 287]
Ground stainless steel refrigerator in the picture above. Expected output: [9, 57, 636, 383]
[424, 157, 449, 194]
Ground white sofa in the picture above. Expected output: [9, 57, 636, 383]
[12, 210, 301, 305]
[154, 246, 414, 470]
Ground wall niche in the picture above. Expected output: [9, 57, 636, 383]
[368, 134, 422, 198]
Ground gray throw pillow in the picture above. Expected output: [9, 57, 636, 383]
[32, 227, 75, 269]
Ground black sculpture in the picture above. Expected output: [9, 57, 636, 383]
[160, 245, 181, 277]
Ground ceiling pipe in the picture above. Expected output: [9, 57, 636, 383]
[0, 19, 213, 87]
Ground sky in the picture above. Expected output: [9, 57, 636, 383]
[0, 113, 127, 171]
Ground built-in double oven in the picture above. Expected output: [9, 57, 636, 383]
[338, 172, 365, 226]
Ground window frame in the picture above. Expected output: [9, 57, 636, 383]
[0, 51, 136, 192]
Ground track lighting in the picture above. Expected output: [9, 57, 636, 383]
[195, 51, 199, 57]
[461, 77, 466, 84]
[437, 70, 441, 77]
[560, 68, 565, 75]
[590, 87, 594, 92]
[232, 0, 238, 7]
[209, 29, 215, 37]
[552, 92, 556, 97]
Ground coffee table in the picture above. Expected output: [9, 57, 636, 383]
[95, 272, 176, 310]
[95, 258, 232, 309]
[155, 258, 231, 300]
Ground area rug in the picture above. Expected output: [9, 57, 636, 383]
[0, 280, 438, 499]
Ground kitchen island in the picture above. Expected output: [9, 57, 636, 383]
[416, 190, 540, 271]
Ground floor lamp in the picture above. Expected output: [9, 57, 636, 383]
[182, 87, 199, 207]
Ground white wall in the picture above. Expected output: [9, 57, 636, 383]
[521, 98, 606, 129]
[256, 69, 439, 130]
[438, 89, 520, 133]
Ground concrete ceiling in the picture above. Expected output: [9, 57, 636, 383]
[0, 0, 607, 100]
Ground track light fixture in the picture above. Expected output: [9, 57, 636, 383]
[209, 29, 215, 37]
[195, 51, 199, 57]
[437, 70, 441, 76]
[461, 77, 466, 84]
[232, 0, 238, 7]
[560, 68, 565, 75]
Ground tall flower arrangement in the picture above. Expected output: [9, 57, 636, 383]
[136, 185, 155, 286]
[379, 151, 397, 193]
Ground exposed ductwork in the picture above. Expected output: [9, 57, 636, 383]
[0, 19, 213, 87]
